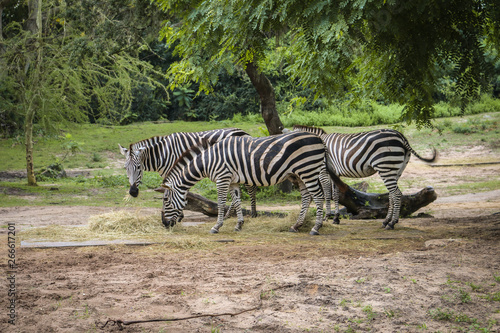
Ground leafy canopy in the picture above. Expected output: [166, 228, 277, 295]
[156, 0, 500, 126]
[0, 0, 168, 136]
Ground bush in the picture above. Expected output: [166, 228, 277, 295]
[280, 99, 404, 128]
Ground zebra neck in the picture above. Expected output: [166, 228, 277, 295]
[171, 165, 205, 198]
[139, 145, 176, 175]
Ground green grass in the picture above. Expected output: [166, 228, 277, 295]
[0, 120, 266, 172]
[0, 177, 159, 208]
[444, 180, 500, 196]
[1, 112, 499, 173]
[1, 111, 498, 210]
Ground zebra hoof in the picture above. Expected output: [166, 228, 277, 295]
[289, 227, 298, 233]
[309, 230, 320, 236]
[385, 224, 395, 230]
[333, 218, 340, 225]
[210, 228, 219, 234]
[234, 227, 241, 232]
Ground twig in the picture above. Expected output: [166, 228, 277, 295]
[98, 304, 261, 330]
[430, 161, 500, 167]
[97, 283, 300, 330]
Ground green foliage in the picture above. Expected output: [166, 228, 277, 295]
[36, 163, 66, 181]
[60, 134, 83, 162]
[278, 95, 500, 128]
[0, 0, 169, 136]
[173, 87, 195, 109]
[155, 0, 500, 127]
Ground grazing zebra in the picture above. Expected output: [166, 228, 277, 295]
[118, 128, 258, 226]
[161, 132, 346, 235]
[293, 125, 437, 229]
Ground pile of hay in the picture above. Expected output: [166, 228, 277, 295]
[88, 210, 166, 235]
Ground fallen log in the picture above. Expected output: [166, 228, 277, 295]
[155, 186, 437, 220]
[154, 188, 285, 217]
[338, 185, 438, 219]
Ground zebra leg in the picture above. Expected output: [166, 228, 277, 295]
[246, 185, 258, 218]
[289, 180, 312, 233]
[228, 184, 245, 231]
[225, 185, 257, 219]
[385, 188, 402, 230]
[308, 180, 325, 236]
[210, 179, 231, 234]
[224, 190, 237, 219]
[332, 184, 340, 224]
[382, 193, 394, 228]
[319, 168, 332, 222]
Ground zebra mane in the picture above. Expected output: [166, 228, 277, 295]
[293, 125, 327, 135]
[129, 135, 169, 152]
[164, 138, 211, 179]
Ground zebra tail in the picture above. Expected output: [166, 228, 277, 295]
[410, 146, 438, 163]
[325, 153, 349, 194]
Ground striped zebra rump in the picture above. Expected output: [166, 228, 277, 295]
[327, 130, 411, 178]
[292, 125, 437, 229]
[162, 131, 334, 235]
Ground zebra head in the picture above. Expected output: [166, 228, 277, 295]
[119, 144, 145, 197]
[161, 182, 187, 228]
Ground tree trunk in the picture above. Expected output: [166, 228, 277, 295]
[154, 186, 437, 220]
[26, 0, 40, 33]
[24, 0, 42, 186]
[244, 61, 284, 135]
[244, 60, 292, 192]
[0, 1, 12, 43]
[25, 107, 37, 185]
[154, 189, 284, 217]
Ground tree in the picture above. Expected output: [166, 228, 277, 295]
[1, 0, 168, 185]
[155, 0, 285, 134]
[155, 0, 500, 128]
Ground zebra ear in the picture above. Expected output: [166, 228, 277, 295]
[118, 144, 128, 156]
[133, 147, 146, 157]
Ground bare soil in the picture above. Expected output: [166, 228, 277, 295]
[1, 148, 500, 333]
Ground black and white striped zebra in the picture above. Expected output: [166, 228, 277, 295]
[293, 125, 437, 229]
[161, 131, 346, 235]
[118, 128, 258, 226]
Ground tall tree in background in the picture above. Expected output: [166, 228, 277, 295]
[155, 0, 499, 129]
[1, 0, 167, 185]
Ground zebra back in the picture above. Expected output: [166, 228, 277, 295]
[128, 128, 248, 153]
[292, 125, 327, 136]
[294, 126, 437, 178]
[164, 131, 328, 189]
[128, 128, 249, 176]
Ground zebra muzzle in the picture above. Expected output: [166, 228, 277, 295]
[129, 185, 139, 197]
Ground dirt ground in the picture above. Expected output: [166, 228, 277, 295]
[1, 147, 500, 333]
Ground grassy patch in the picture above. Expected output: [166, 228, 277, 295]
[0, 121, 266, 172]
[444, 180, 500, 196]
[2, 112, 499, 174]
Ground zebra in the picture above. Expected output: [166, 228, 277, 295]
[161, 131, 346, 235]
[118, 128, 258, 226]
[293, 125, 437, 230]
